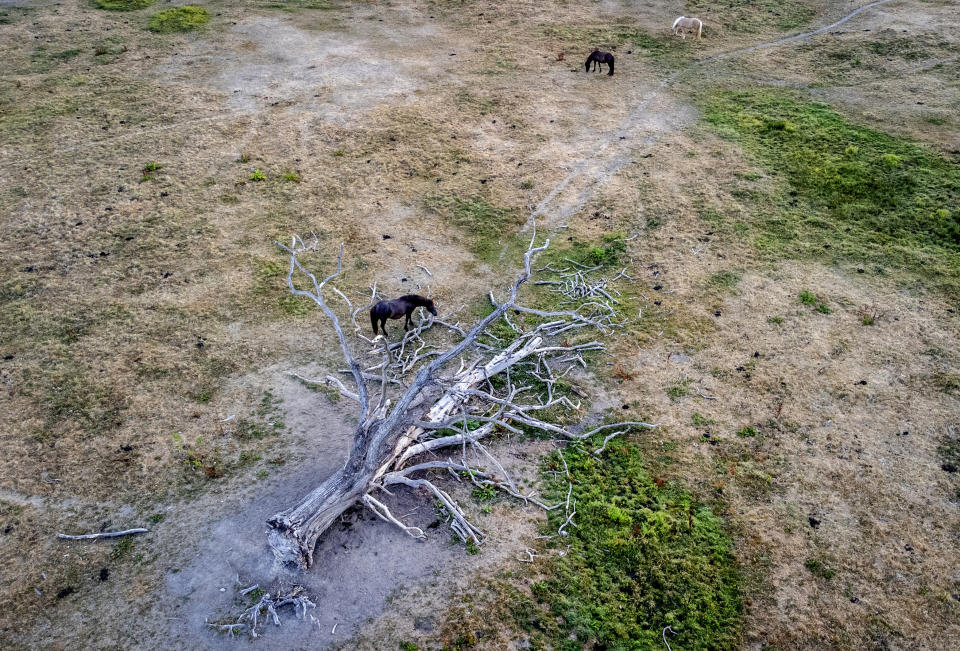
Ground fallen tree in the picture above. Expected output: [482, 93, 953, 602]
[267, 226, 656, 569]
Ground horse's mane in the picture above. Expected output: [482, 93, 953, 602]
[672, 16, 684, 30]
[398, 294, 432, 305]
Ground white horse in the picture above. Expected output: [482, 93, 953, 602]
[672, 16, 703, 40]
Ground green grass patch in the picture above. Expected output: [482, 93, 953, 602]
[804, 557, 835, 580]
[523, 441, 742, 648]
[147, 6, 209, 33]
[692, 412, 714, 426]
[666, 377, 692, 401]
[865, 37, 927, 61]
[933, 372, 960, 396]
[702, 89, 960, 290]
[93, 37, 128, 61]
[95, 0, 154, 10]
[736, 426, 758, 438]
[798, 290, 832, 314]
[709, 269, 742, 292]
[30, 48, 82, 70]
[543, 22, 689, 68]
[687, 0, 816, 32]
[21, 355, 127, 440]
[251, 257, 314, 317]
[424, 194, 523, 264]
[538, 232, 627, 270]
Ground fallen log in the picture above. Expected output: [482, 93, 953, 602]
[266, 227, 656, 569]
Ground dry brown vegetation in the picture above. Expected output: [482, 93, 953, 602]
[1, 0, 958, 648]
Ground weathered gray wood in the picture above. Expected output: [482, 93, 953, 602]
[57, 528, 148, 540]
[266, 229, 654, 569]
[266, 234, 550, 569]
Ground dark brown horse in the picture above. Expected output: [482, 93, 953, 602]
[585, 50, 615, 76]
[370, 294, 437, 337]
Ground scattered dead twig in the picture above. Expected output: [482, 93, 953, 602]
[518, 547, 539, 562]
[416, 264, 433, 277]
[696, 378, 716, 400]
[663, 625, 677, 651]
[592, 429, 628, 456]
[57, 528, 148, 540]
[288, 372, 362, 403]
[213, 585, 316, 639]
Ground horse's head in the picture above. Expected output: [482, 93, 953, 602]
[426, 299, 437, 316]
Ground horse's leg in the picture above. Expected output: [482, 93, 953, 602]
[380, 318, 388, 338]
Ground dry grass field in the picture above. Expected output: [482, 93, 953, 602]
[1, 0, 958, 649]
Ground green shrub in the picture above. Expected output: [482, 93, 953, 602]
[147, 6, 210, 33]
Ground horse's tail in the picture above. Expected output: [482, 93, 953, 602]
[672, 16, 683, 30]
[370, 307, 378, 335]
[697, 19, 703, 39]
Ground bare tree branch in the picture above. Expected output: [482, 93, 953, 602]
[266, 222, 659, 568]
[57, 528, 148, 540]
[277, 239, 370, 419]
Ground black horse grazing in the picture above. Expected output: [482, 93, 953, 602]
[370, 295, 437, 337]
[585, 50, 615, 76]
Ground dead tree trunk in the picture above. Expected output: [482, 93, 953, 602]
[267, 230, 656, 569]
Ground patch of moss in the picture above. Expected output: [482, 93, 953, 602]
[522, 441, 742, 648]
[147, 6, 209, 33]
[702, 89, 960, 290]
